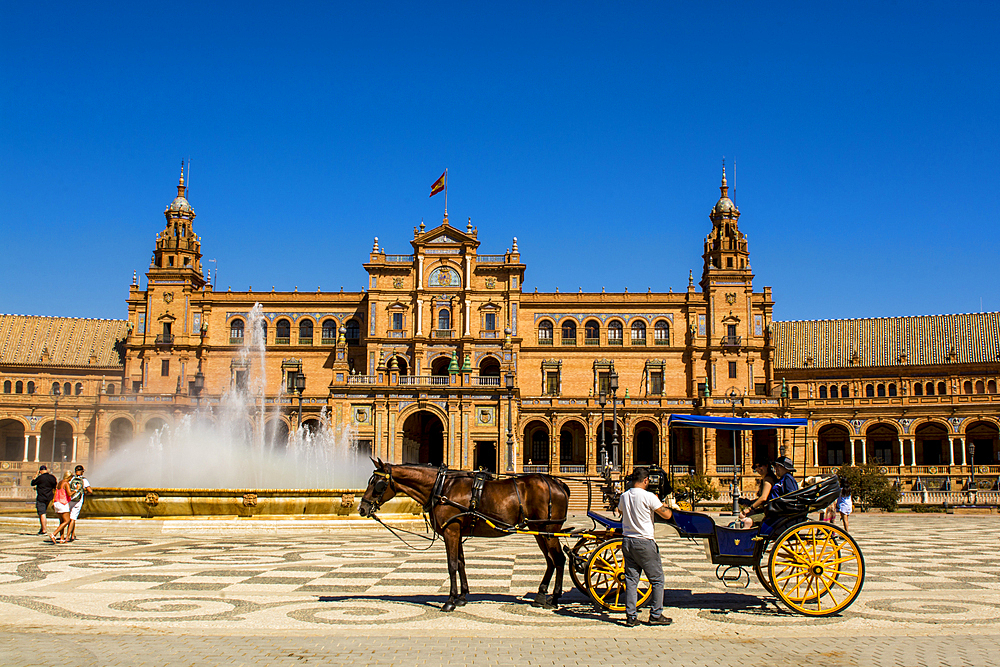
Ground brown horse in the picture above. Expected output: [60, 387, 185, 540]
[358, 459, 570, 612]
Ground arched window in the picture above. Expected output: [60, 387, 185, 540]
[538, 320, 553, 344]
[888, 383, 897, 397]
[841, 385, 849, 398]
[276, 319, 291, 343]
[877, 384, 886, 397]
[106, 383, 115, 395]
[654, 320, 670, 345]
[52, 382, 60, 394]
[865, 384, 875, 397]
[345, 319, 360, 342]
[924, 382, 933, 395]
[819, 386, 828, 399]
[438, 308, 451, 330]
[229, 318, 245, 341]
[322, 319, 337, 341]
[791, 386, 799, 399]
[14, 381, 23, 394]
[963, 380, 973, 395]
[914, 382, 923, 396]
[584, 320, 600, 343]
[830, 385, 838, 398]
[258, 319, 267, 341]
[561, 320, 576, 345]
[63, 382, 71, 396]
[937, 381, 947, 395]
[2, 380, 10, 393]
[975, 380, 985, 394]
[608, 321, 623, 345]
[988, 379, 998, 393]
[75, 382, 83, 396]
[631, 321, 646, 345]
[299, 319, 313, 343]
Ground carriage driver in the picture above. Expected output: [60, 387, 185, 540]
[618, 467, 673, 626]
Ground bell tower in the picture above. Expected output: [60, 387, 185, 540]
[700, 164, 750, 289]
[149, 162, 205, 287]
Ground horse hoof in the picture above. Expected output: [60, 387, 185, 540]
[531, 593, 552, 608]
[442, 601, 457, 612]
[455, 598, 467, 607]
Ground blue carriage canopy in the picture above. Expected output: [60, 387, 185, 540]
[667, 414, 807, 431]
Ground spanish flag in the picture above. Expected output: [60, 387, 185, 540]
[429, 170, 446, 197]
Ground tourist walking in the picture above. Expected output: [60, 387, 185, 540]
[836, 482, 853, 532]
[67, 465, 92, 542]
[51, 471, 73, 544]
[30, 465, 58, 536]
[618, 467, 673, 627]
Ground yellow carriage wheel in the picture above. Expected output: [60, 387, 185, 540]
[584, 538, 652, 612]
[768, 521, 864, 616]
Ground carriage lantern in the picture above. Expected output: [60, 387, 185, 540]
[295, 372, 306, 428]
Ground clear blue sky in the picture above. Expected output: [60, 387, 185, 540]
[3, 2, 998, 321]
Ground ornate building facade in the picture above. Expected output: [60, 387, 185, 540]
[2, 167, 998, 500]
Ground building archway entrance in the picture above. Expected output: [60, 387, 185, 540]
[109, 418, 134, 453]
[915, 422, 947, 465]
[474, 441, 497, 473]
[39, 420, 74, 463]
[866, 423, 899, 466]
[633, 421, 659, 466]
[818, 424, 849, 467]
[0, 419, 25, 461]
[402, 411, 445, 465]
[966, 421, 999, 465]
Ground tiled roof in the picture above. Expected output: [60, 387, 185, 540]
[0, 314, 128, 368]
[773, 312, 1000, 369]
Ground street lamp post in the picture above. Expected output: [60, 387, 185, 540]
[295, 372, 306, 430]
[969, 441, 977, 504]
[193, 371, 205, 409]
[727, 387, 743, 515]
[60, 441, 67, 463]
[505, 372, 515, 473]
[598, 390, 607, 471]
[610, 371, 619, 471]
[52, 384, 61, 465]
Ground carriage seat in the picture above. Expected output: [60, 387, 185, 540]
[765, 475, 840, 518]
[666, 509, 716, 538]
[587, 511, 622, 530]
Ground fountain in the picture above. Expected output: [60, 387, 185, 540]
[86, 304, 419, 523]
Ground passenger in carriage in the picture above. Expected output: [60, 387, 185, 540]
[737, 460, 778, 528]
[769, 456, 799, 499]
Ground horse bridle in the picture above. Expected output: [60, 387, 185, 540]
[364, 469, 394, 515]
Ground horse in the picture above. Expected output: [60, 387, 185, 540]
[358, 458, 570, 612]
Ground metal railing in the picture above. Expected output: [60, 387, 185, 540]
[721, 335, 742, 347]
[275, 337, 290, 345]
[432, 329, 454, 339]
[560, 465, 587, 474]
[346, 375, 377, 384]
[584, 337, 600, 346]
[385, 254, 414, 263]
[320, 338, 336, 345]
[299, 338, 312, 345]
[523, 465, 549, 474]
[631, 338, 647, 345]
[155, 334, 174, 345]
[538, 337, 553, 345]
[477, 254, 506, 263]
[561, 338, 576, 346]
[608, 337, 623, 346]
[654, 338, 670, 345]
[480, 330, 499, 338]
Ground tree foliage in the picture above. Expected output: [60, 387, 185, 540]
[835, 462, 900, 512]
[674, 473, 721, 509]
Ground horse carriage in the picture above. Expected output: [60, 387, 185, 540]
[359, 414, 865, 617]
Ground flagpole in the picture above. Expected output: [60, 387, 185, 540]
[444, 168, 448, 219]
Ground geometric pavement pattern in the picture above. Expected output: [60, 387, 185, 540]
[1, 514, 999, 665]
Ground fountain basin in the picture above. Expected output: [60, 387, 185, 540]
[79, 487, 420, 519]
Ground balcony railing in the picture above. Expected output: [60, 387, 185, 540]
[608, 337, 623, 346]
[654, 338, 669, 345]
[275, 337, 290, 345]
[584, 337, 600, 346]
[155, 334, 174, 346]
[721, 335, 742, 347]
[398, 375, 451, 386]
[477, 254, 506, 263]
[561, 338, 576, 346]
[299, 338, 313, 345]
[538, 337, 553, 346]
[631, 338, 646, 345]
[480, 330, 499, 338]
[560, 465, 586, 474]
[432, 329, 454, 339]
[472, 376, 501, 386]
[229, 337, 243, 345]
[346, 375, 377, 384]
[320, 338, 336, 345]
[387, 331, 407, 338]
[385, 254, 413, 263]
[523, 465, 549, 474]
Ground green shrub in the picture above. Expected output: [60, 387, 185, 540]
[674, 473, 721, 509]
[911, 504, 947, 513]
[835, 462, 901, 512]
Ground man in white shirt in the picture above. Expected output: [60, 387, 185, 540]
[618, 467, 674, 626]
[67, 465, 93, 542]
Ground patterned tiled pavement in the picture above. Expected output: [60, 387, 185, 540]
[1, 514, 998, 666]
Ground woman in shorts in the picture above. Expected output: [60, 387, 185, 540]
[50, 471, 73, 544]
[835, 482, 853, 532]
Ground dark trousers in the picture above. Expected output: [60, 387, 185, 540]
[622, 536, 665, 618]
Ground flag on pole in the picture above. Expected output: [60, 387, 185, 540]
[429, 170, 446, 197]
